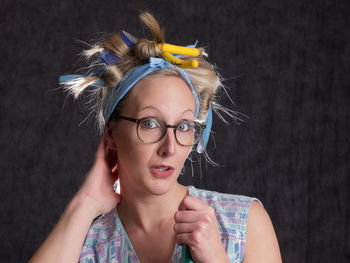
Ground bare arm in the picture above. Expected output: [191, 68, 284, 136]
[28, 194, 99, 263]
[242, 201, 282, 263]
[29, 134, 120, 263]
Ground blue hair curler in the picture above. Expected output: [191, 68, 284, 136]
[120, 30, 137, 48]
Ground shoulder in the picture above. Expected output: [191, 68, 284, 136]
[189, 187, 282, 262]
[80, 208, 124, 259]
[188, 186, 269, 261]
[84, 208, 120, 244]
[188, 186, 260, 215]
[243, 201, 282, 263]
[80, 208, 140, 262]
[188, 186, 261, 232]
[188, 185, 259, 204]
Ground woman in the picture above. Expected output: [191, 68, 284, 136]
[29, 12, 282, 263]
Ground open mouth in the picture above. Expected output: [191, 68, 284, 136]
[155, 166, 169, 171]
[151, 165, 174, 178]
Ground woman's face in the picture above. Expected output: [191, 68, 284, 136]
[108, 75, 196, 196]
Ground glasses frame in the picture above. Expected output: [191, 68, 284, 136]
[118, 115, 206, 146]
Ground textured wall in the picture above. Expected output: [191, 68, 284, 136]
[0, 0, 349, 262]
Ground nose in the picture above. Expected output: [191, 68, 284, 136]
[157, 128, 176, 157]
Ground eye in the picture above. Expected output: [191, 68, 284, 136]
[140, 118, 160, 129]
[177, 121, 193, 132]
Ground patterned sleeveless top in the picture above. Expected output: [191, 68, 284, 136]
[79, 186, 261, 263]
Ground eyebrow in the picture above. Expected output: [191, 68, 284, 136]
[138, 106, 194, 115]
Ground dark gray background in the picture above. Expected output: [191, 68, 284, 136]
[1, 0, 349, 262]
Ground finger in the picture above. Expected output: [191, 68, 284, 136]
[176, 233, 192, 245]
[95, 132, 107, 160]
[106, 147, 118, 169]
[174, 210, 203, 223]
[114, 192, 122, 203]
[111, 165, 118, 178]
[179, 196, 209, 211]
[174, 222, 195, 234]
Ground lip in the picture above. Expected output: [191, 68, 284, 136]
[150, 165, 175, 178]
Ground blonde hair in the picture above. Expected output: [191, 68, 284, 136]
[62, 12, 232, 134]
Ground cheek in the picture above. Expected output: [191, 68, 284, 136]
[114, 131, 151, 168]
[180, 148, 192, 165]
[111, 127, 134, 161]
[172, 146, 191, 170]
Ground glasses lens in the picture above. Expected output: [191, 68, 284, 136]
[175, 121, 202, 146]
[137, 118, 165, 143]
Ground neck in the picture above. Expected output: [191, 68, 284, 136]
[117, 183, 188, 232]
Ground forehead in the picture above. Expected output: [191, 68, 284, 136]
[123, 75, 196, 115]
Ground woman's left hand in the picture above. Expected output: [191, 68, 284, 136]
[174, 196, 230, 263]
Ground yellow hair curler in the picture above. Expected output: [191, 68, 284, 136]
[156, 43, 199, 69]
[157, 43, 200, 56]
[161, 52, 199, 69]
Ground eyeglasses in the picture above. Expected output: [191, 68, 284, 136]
[118, 116, 206, 146]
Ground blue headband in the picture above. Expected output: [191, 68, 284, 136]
[102, 57, 211, 153]
[59, 58, 212, 153]
[103, 57, 199, 122]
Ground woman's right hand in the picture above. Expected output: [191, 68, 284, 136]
[75, 131, 121, 217]
[29, 132, 121, 263]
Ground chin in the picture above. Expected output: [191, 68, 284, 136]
[146, 178, 178, 196]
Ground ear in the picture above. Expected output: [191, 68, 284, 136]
[105, 124, 117, 151]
